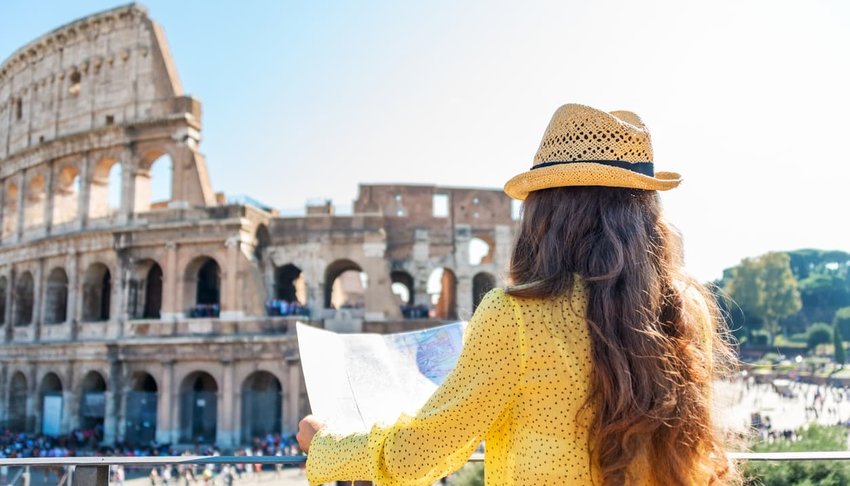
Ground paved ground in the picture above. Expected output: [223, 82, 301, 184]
[715, 379, 850, 434]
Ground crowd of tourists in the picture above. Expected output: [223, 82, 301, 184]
[0, 429, 304, 485]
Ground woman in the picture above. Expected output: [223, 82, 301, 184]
[298, 104, 737, 485]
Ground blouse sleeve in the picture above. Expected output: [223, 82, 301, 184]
[306, 288, 527, 486]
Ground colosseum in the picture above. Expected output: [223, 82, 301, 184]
[0, 4, 516, 448]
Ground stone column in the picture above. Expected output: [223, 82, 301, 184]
[454, 225, 473, 319]
[0, 182, 5, 243]
[494, 225, 513, 285]
[118, 154, 137, 224]
[221, 237, 243, 319]
[158, 360, 176, 444]
[76, 152, 91, 230]
[287, 362, 303, 434]
[66, 250, 79, 337]
[3, 270, 13, 342]
[456, 275, 473, 321]
[161, 242, 180, 321]
[413, 230, 431, 307]
[33, 259, 45, 341]
[103, 360, 121, 445]
[43, 159, 55, 235]
[27, 364, 37, 433]
[61, 365, 75, 435]
[218, 359, 235, 447]
[0, 364, 7, 426]
[15, 170, 25, 242]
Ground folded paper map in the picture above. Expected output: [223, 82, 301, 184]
[297, 322, 467, 435]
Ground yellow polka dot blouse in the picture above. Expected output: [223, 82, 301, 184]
[306, 281, 651, 485]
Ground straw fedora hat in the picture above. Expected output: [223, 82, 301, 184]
[503, 103, 682, 200]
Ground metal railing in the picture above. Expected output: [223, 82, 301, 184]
[1, 452, 847, 486]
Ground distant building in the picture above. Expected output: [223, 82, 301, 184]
[0, 4, 515, 448]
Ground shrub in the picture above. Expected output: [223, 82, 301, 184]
[806, 323, 833, 350]
[745, 425, 850, 485]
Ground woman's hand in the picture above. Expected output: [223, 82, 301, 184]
[296, 415, 327, 453]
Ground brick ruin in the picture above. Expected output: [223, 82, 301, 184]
[0, 4, 516, 447]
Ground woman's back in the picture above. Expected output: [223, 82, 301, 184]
[488, 279, 598, 484]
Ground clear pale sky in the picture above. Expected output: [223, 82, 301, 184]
[2, 0, 849, 282]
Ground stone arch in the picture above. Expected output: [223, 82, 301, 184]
[2, 182, 18, 237]
[38, 372, 63, 437]
[53, 164, 80, 225]
[78, 370, 107, 434]
[8, 371, 28, 432]
[44, 267, 69, 324]
[179, 371, 218, 444]
[82, 262, 111, 322]
[13, 271, 35, 326]
[0, 275, 7, 325]
[427, 267, 457, 320]
[24, 173, 46, 229]
[89, 156, 122, 219]
[184, 256, 221, 317]
[128, 259, 163, 319]
[240, 371, 282, 444]
[390, 270, 414, 306]
[125, 371, 158, 446]
[469, 235, 494, 266]
[324, 259, 367, 309]
[274, 263, 306, 304]
[472, 272, 497, 313]
[135, 149, 173, 213]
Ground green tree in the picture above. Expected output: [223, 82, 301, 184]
[806, 322, 832, 350]
[834, 306, 850, 338]
[833, 322, 846, 365]
[761, 252, 803, 340]
[726, 252, 802, 344]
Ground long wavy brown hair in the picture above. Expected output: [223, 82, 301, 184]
[506, 186, 737, 485]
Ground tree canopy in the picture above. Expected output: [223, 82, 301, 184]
[725, 252, 802, 344]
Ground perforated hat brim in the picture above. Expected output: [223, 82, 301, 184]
[503, 162, 682, 200]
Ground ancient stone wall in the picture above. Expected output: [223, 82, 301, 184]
[0, 5, 519, 449]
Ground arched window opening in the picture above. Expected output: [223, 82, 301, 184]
[14, 271, 34, 326]
[24, 174, 46, 229]
[128, 260, 163, 320]
[82, 263, 111, 322]
[392, 270, 425, 319]
[135, 153, 173, 213]
[472, 272, 497, 313]
[324, 259, 367, 309]
[268, 263, 308, 316]
[468, 237, 493, 266]
[9, 372, 29, 432]
[125, 372, 158, 446]
[3, 183, 18, 238]
[68, 71, 81, 97]
[44, 268, 69, 324]
[0, 276, 7, 326]
[79, 371, 106, 439]
[427, 268, 458, 320]
[89, 158, 122, 219]
[179, 371, 218, 444]
[39, 372, 63, 437]
[53, 165, 80, 225]
[241, 371, 282, 444]
[184, 257, 221, 318]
